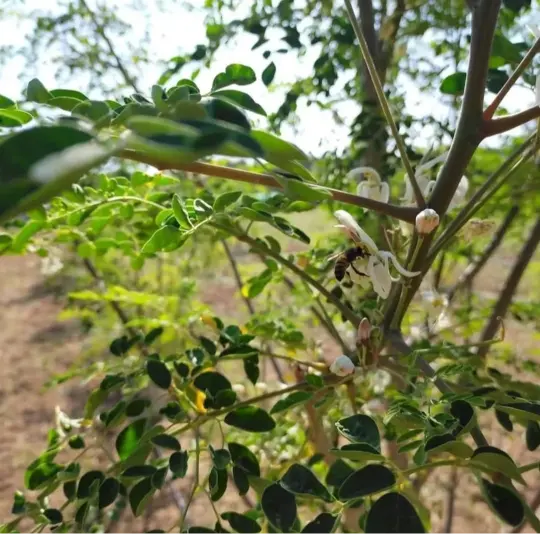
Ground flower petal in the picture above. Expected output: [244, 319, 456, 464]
[378, 250, 421, 278]
[368, 255, 391, 299]
[334, 210, 379, 253]
[379, 182, 390, 203]
[347, 166, 382, 184]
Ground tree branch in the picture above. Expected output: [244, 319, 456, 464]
[483, 107, 540, 137]
[382, 0, 502, 330]
[79, 0, 140, 93]
[447, 205, 519, 302]
[477, 216, 540, 358]
[121, 152, 419, 222]
[484, 36, 540, 120]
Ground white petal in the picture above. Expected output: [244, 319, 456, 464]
[416, 152, 448, 174]
[330, 355, 355, 376]
[448, 176, 469, 209]
[529, 25, 540, 39]
[378, 250, 421, 278]
[536, 74, 540, 107]
[368, 256, 391, 299]
[379, 182, 390, 203]
[347, 166, 382, 184]
[334, 210, 379, 253]
[356, 182, 369, 198]
[423, 180, 436, 198]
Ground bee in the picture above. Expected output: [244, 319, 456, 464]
[332, 245, 370, 282]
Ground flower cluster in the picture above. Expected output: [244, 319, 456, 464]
[334, 210, 420, 299]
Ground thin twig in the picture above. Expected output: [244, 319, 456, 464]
[484, 36, 540, 120]
[79, 0, 140, 93]
[344, 0, 425, 207]
[483, 107, 540, 137]
[121, 153, 420, 224]
[477, 216, 540, 358]
[441, 467, 458, 533]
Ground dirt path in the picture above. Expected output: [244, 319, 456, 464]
[0, 255, 85, 521]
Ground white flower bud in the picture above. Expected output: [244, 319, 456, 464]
[254, 382, 268, 394]
[232, 384, 246, 395]
[415, 208, 440, 235]
[329, 355, 355, 377]
[356, 318, 371, 345]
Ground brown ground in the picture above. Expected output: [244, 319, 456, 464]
[0, 253, 538, 532]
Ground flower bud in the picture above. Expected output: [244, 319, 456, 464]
[356, 317, 371, 346]
[329, 355, 355, 377]
[415, 208, 439, 235]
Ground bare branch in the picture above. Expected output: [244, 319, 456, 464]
[483, 107, 540, 137]
[121, 152, 420, 223]
[477, 216, 540, 358]
[484, 36, 540, 120]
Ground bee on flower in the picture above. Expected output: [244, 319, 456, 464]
[332, 210, 420, 299]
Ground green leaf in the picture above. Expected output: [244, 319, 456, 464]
[496, 402, 540, 422]
[68, 435, 85, 449]
[11, 220, 46, 252]
[424, 435, 473, 459]
[270, 391, 313, 414]
[365, 492, 425, 533]
[43, 508, 63, 524]
[170, 451, 189, 477]
[63, 481, 77, 501]
[49, 89, 88, 101]
[0, 94, 15, 108]
[495, 409, 513, 432]
[146, 359, 172, 389]
[224, 406, 276, 432]
[209, 467, 228, 501]
[203, 98, 251, 130]
[326, 459, 354, 488]
[72, 100, 111, 123]
[77, 470, 105, 498]
[151, 434, 181, 451]
[211, 90, 266, 116]
[98, 478, 120, 508]
[152, 467, 168, 489]
[338, 465, 395, 500]
[221, 512, 261, 533]
[129, 477, 155, 516]
[127, 115, 198, 138]
[301, 513, 337, 533]
[0, 109, 33, 127]
[232, 465, 250, 495]
[116, 419, 147, 461]
[26, 78, 52, 103]
[261, 482, 297, 532]
[262, 62, 277, 86]
[450, 400, 475, 437]
[479, 478, 524, 527]
[210, 446, 231, 470]
[47, 96, 83, 111]
[487, 69, 510, 93]
[213, 191, 242, 212]
[440, 72, 467, 95]
[194, 371, 232, 396]
[279, 179, 331, 202]
[25, 462, 60, 490]
[251, 130, 308, 161]
[470, 446, 525, 484]
[280, 464, 332, 502]
[11, 491, 25, 514]
[123, 465, 157, 478]
[141, 226, 185, 254]
[172, 194, 193, 228]
[84, 388, 108, 419]
[330, 443, 385, 463]
[526, 420, 540, 451]
[212, 64, 257, 91]
[228, 442, 260, 476]
[335, 414, 381, 451]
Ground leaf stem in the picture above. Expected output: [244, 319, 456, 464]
[343, 0, 424, 208]
[402, 459, 463, 476]
[176, 432, 200, 532]
[121, 152, 420, 223]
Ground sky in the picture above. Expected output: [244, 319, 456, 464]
[0, 0, 538, 157]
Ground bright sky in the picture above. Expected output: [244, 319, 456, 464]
[0, 0, 538, 157]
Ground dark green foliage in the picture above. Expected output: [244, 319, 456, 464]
[116, 419, 147, 461]
[365, 493, 425, 533]
[170, 451, 189, 478]
[301, 513, 337, 533]
[338, 465, 396, 500]
[261, 483, 297, 532]
[525, 420, 540, 451]
[280, 464, 332, 502]
[146, 359, 172, 389]
[335, 414, 381, 451]
[480, 479, 524, 527]
[224, 406, 276, 432]
[98, 478, 120, 508]
[221, 512, 261, 533]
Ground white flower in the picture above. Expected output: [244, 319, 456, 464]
[232, 384, 246, 395]
[55, 406, 83, 437]
[349, 167, 390, 203]
[334, 210, 421, 299]
[254, 382, 268, 394]
[421, 289, 450, 332]
[370, 369, 392, 394]
[415, 208, 440, 235]
[41, 255, 64, 276]
[329, 355, 356, 376]
[402, 152, 469, 210]
[529, 26, 540, 39]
